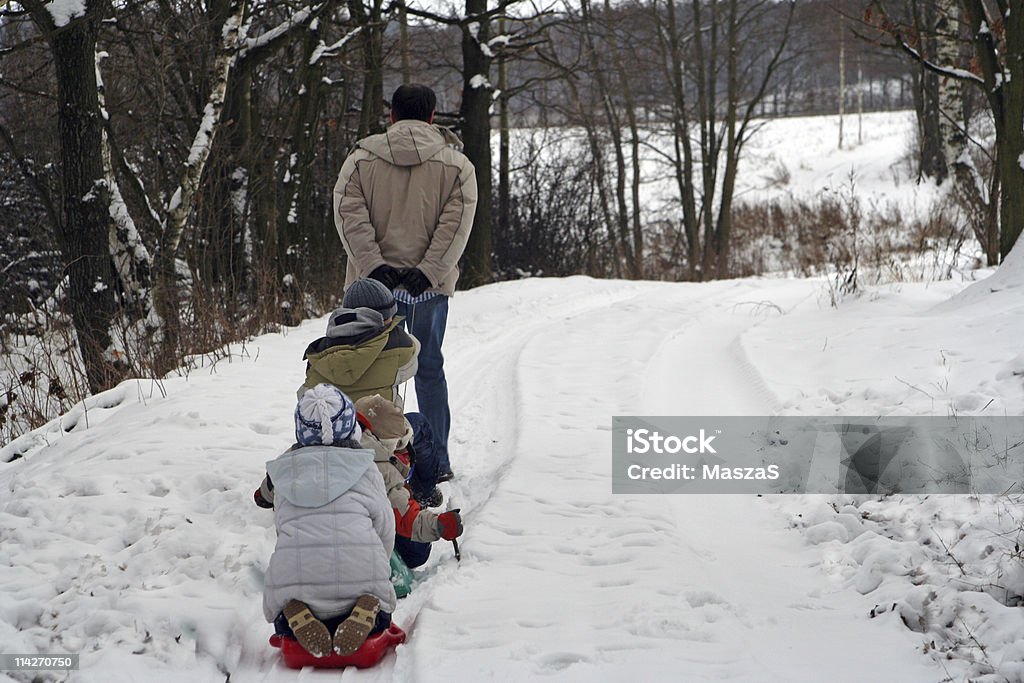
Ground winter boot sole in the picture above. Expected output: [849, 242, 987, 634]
[283, 600, 332, 658]
[333, 594, 380, 656]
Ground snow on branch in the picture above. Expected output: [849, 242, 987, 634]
[163, 0, 247, 256]
[309, 26, 363, 65]
[240, 5, 320, 58]
[44, 0, 85, 27]
[896, 40, 986, 86]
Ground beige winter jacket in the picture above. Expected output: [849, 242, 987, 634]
[361, 429, 441, 544]
[333, 119, 478, 296]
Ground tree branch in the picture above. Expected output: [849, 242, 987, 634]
[0, 117, 62, 235]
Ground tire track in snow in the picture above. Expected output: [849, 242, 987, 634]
[348, 279, 647, 683]
[638, 281, 944, 682]
[388, 278, 942, 682]
[393, 281, 792, 681]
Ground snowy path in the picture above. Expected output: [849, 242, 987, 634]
[0, 277, 952, 683]
[361, 278, 942, 682]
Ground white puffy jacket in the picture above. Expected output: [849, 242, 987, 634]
[262, 445, 397, 622]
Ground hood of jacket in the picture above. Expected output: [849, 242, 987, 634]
[322, 306, 385, 342]
[304, 319, 401, 385]
[358, 119, 464, 167]
[266, 445, 375, 508]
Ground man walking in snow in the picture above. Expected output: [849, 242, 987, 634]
[333, 84, 477, 479]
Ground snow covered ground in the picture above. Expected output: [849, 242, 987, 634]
[2, 259, 1022, 682]
[1, 109, 1021, 681]
[515, 110, 942, 218]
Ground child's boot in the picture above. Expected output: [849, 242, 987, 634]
[333, 594, 380, 655]
[282, 600, 332, 657]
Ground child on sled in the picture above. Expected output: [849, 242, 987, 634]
[354, 394, 463, 569]
[297, 278, 418, 406]
[298, 277, 452, 506]
[255, 384, 397, 658]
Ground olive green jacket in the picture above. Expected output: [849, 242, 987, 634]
[298, 319, 418, 406]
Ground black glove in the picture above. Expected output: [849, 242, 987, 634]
[401, 268, 433, 297]
[369, 264, 401, 290]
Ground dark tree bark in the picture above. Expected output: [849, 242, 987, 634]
[23, 2, 121, 393]
[458, 0, 495, 288]
[913, 0, 948, 181]
[349, 0, 386, 136]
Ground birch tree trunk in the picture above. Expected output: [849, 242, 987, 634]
[154, 0, 247, 355]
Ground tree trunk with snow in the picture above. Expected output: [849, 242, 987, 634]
[154, 0, 246, 357]
[497, 17, 510, 253]
[459, 0, 495, 288]
[935, 0, 997, 265]
[962, 0, 1024, 261]
[96, 52, 155, 326]
[22, 2, 121, 393]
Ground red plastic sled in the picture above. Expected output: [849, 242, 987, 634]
[269, 624, 406, 669]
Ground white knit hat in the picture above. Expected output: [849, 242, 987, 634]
[294, 384, 362, 446]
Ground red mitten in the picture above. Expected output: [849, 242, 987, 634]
[436, 509, 463, 540]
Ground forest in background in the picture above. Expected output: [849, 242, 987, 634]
[1, 0, 1023, 442]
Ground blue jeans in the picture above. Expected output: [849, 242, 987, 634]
[404, 412, 443, 498]
[394, 535, 431, 568]
[397, 296, 451, 471]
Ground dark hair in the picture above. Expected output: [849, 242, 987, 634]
[391, 84, 437, 122]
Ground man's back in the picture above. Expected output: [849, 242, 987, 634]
[334, 119, 476, 296]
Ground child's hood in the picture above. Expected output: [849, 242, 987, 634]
[303, 319, 401, 384]
[266, 445, 375, 508]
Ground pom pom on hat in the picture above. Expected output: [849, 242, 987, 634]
[295, 384, 360, 446]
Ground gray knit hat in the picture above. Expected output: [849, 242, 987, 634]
[343, 278, 397, 320]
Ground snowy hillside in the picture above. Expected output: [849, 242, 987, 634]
[2, 265, 1023, 682]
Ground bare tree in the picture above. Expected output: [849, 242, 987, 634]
[407, 0, 556, 287]
[658, 0, 796, 278]
[18, 0, 123, 392]
[868, 0, 1024, 261]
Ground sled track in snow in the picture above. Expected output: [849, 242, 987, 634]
[351, 282, 645, 682]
